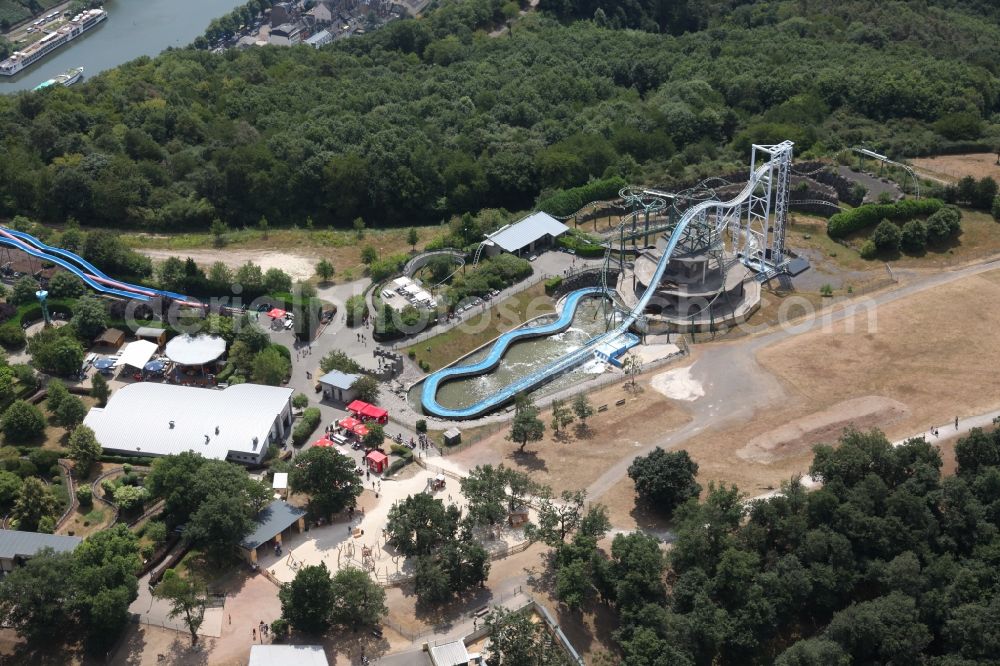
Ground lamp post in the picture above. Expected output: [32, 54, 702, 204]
[35, 290, 50, 327]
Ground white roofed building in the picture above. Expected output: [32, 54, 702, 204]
[318, 369, 359, 403]
[249, 645, 328, 666]
[482, 212, 568, 258]
[83, 383, 294, 465]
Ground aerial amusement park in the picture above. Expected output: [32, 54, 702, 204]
[417, 141, 807, 421]
[0, 141, 805, 425]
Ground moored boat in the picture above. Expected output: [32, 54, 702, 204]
[32, 66, 84, 91]
[1, 9, 106, 76]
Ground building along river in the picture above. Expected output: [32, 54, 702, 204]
[1, 0, 243, 93]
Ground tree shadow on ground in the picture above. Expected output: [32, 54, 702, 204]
[628, 500, 675, 539]
[573, 423, 594, 440]
[160, 634, 210, 666]
[0, 638, 86, 666]
[551, 429, 573, 443]
[400, 581, 497, 628]
[300, 628, 390, 664]
[505, 449, 548, 473]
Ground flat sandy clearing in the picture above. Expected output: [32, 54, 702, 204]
[138, 248, 317, 281]
[694, 268, 1000, 493]
[912, 152, 1000, 183]
[447, 376, 691, 496]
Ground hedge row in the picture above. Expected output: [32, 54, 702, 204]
[387, 458, 411, 475]
[544, 276, 563, 296]
[827, 198, 944, 238]
[99, 454, 154, 466]
[537, 176, 627, 217]
[292, 407, 322, 446]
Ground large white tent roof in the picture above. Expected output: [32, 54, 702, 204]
[114, 340, 158, 370]
[166, 334, 227, 366]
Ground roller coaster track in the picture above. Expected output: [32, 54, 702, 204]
[421, 147, 790, 419]
[0, 227, 201, 306]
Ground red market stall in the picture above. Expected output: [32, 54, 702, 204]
[365, 450, 389, 474]
[267, 308, 287, 319]
[347, 400, 389, 425]
[359, 403, 388, 424]
[312, 438, 335, 448]
[338, 417, 369, 438]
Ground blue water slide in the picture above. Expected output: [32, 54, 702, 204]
[421, 162, 773, 419]
[0, 231, 148, 301]
[4, 228, 192, 301]
[1, 227, 198, 304]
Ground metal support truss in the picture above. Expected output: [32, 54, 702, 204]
[743, 141, 794, 269]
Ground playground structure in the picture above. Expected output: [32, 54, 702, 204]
[0, 227, 201, 306]
[420, 142, 796, 419]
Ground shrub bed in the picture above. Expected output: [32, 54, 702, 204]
[390, 444, 413, 461]
[827, 198, 943, 238]
[557, 230, 605, 257]
[292, 407, 322, 446]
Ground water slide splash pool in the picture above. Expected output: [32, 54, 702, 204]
[420, 143, 793, 419]
[420, 287, 637, 419]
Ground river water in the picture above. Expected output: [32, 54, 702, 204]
[1, 0, 240, 93]
[410, 298, 617, 413]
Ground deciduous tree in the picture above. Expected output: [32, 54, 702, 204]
[550, 398, 574, 433]
[627, 447, 702, 516]
[279, 562, 335, 634]
[385, 493, 460, 557]
[68, 425, 102, 477]
[90, 372, 111, 406]
[508, 393, 544, 453]
[2, 399, 45, 443]
[154, 569, 207, 644]
[288, 446, 362, 520]
[329, 566, 386, 630]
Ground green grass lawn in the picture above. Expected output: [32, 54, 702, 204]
[405, 283, 554, 372]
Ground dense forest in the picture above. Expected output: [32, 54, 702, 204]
[0, 0, 998, 231]
[603, 427, 1000, 665]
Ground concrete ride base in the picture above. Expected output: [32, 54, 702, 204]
[617, 267, 761, 334]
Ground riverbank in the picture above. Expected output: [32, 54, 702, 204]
[0, 0, 250, 93]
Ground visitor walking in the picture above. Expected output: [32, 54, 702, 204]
[956, 416, 959, 430]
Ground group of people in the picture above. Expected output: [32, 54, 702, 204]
[252, 619, 270, 642]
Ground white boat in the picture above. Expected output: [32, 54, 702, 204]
[0, 9, 106, 76]
[32, 66, 84, 90]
